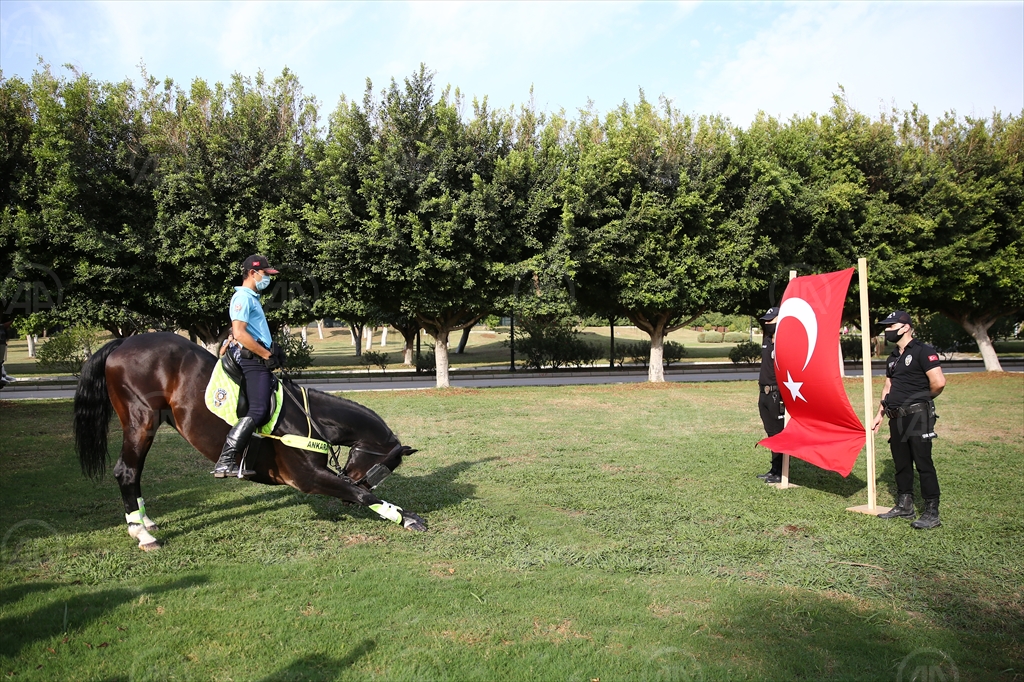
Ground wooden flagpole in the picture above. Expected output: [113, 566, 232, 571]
[847, 257, 881, 514]
[773, 271, 801, 490]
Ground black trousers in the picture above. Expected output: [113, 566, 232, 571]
[238, 356, 274, 427]
[888, 412, 940, 500]
[758, 389, 785, 475]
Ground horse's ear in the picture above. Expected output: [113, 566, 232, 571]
[401, 446, 418, 457]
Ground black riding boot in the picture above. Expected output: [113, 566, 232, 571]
[911, 498, 941, 529]
[877, 493, 916, 519]
[212, 417, 256, 478]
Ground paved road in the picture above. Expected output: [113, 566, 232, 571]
[2, 361, 1018, 400]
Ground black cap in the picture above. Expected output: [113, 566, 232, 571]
[878, 310, 912, 327]
[241, 254, 279, 275]
[759, 306, 779, 322]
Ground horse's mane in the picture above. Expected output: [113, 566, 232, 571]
[290, 383, 396, 444]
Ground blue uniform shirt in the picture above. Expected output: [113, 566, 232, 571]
[229, 287, 272, 349]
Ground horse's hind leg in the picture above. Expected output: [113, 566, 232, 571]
[112, 403, 161, 551]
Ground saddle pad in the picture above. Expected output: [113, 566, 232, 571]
[204, 360, 284, 435]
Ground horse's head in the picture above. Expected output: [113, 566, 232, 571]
[341, 440, 418, 490]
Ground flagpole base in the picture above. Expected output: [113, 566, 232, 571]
[767, 482, 801, 490]
[846, 504, 888, 515]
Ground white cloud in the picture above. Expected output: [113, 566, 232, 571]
[693, 2, 1024, 123]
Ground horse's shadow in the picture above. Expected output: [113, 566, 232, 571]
[308, 457, 497, 522]
[157, 457, 495, 533]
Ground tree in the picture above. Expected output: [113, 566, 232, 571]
[4, 66, 160, 337]
[881, 109, 1023, 371]
[314, 66, 552, 387]
[144, 68, 318, 346]
[564, 96, 762, 381]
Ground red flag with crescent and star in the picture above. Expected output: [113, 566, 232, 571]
[759, 268, 865, 476]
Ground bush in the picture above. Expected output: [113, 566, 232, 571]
[415, 347, 436, 373]
[361, 350, 391, 373]
[663, 341, 688, 366]
[512, 322, 601, 370]
[698, 331, 724, 343]
[840, 335, 863, 361]
[723, 332, 747, 343]
[273, 331, 314, 376]
[729, 341, 761, 365]
[621, 340, 650, 367]
[619, 340, 687, 367]
[36, 325, 102, 375]
[915, 314, 977, 358]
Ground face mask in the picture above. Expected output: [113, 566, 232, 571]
[255, 274, 271, 291]
[884, 328, 904, 343]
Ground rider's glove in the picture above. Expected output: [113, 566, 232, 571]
[265, 353, 281, 370]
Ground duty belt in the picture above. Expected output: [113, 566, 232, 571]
[885, 402, 928, 419]
[762, 384, 778, 394]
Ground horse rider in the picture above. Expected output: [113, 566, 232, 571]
[212, 254, 285, 478]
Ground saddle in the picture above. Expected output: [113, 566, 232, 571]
[206, 353, 333, 455]
[220, 350, 279, 419]
[205, 352, 284, 435]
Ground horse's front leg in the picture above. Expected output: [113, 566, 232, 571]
[297, 467, 427, 531]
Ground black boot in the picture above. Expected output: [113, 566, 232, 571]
[911, 498, 941, 529]
[877, 493, 916, 519]
[212, 417, 256, 478]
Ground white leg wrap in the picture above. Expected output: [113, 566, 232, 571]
[369, 501, 403, 524]
[142, 515, 158, 531]
[127, 523, 159, 548]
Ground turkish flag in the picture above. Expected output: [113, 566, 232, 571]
[759, 268, 865, 476]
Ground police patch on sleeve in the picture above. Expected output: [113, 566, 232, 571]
[233, 303, 242, 312]
[928, 354, 939, 362]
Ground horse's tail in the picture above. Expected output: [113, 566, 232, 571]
[74, 338, 125, 480]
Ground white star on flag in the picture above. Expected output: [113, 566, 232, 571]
[783, 370, 806, 403]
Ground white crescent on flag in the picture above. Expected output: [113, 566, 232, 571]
[775, 297, 818, 370]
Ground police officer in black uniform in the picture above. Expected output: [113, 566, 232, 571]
[756, 307, 786, 484]
[872, 311, 946, 529]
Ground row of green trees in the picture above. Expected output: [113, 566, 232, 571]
[2, 64, 1021, 385]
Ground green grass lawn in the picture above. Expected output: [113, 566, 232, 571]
[1, 374, 1022, 680]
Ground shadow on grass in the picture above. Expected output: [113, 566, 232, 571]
[161, 459, 493, 532]
[257, 640, 377, 681]
[373, 458, 497, 514]
[786, 458, 867, 497]
[0, 575, 208, 658]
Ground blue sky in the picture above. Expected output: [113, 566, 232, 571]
[1, 1, 1021, 126]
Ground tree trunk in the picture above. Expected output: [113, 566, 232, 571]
[317, 319, 324, 339]
[381, 326, 388, 346]
[404, 341, 414, 365]
[365, 327, 373, 350]
[962, 317, 1003, 371]
[433, 328, 451, 388]
[300, 326, 307, 343]
[27, 334, 36, 358]
[456, 326, 471, 354]
[648, 326, 666, 382]
[348, 323, 363, 357]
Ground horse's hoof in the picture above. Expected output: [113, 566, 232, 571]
[402, 513, 427, 532]
[139, 541, 161, 552]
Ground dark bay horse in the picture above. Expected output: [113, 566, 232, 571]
[74, 332, 424, 551]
